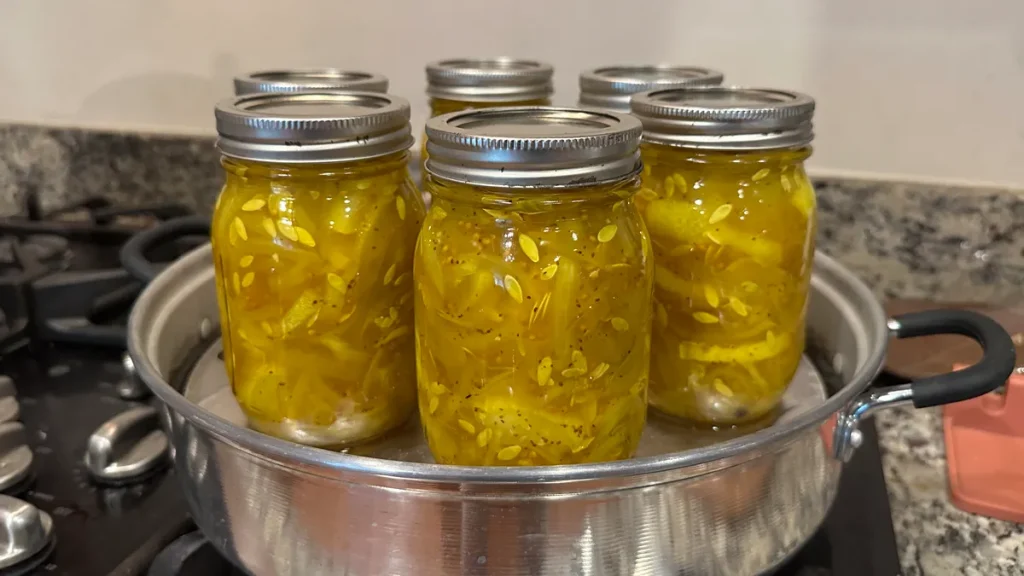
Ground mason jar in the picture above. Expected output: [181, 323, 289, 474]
[420, 58, 554, 176]
[578, 65, 724, 113]
[212, 92, 425, 448]
[417, 107, 654, 466]
[233, 69, 388, 95]
[630, 87, 817, 426]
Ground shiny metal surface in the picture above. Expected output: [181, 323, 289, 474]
[0, 423, 32, 493]
[833, 384, 913, 462]
[0, 376, 18, 424]
[84, 405, 169, 485]
[578, 65, 724, 112]
[128, 244, 901, 575]
[0, 495, 53, 570]
[234, 69, 388, 96]
[630, 86, 815, 150]
[215, 91, 414, 163]
[425, 107, 642, 188]
[426, 58, 553, 102]
[116, 352, 150, 400]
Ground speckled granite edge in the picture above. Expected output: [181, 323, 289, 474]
[3, 122, 1023, 574]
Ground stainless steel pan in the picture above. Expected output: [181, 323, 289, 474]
[127, 243, 1014, 576]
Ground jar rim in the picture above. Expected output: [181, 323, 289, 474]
[425, 106, 643, 188]
[233, 69, 389, 96]
[631, 86, 815, 151]
[578, 65, 724, 113]
[426, 58, 554, 102]
[215, 91, 413, 163]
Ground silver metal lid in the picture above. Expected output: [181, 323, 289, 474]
[426, 58, 554, 102]
[234, 69, 389, 95]
[578, 65, 725, 112]
[425, 106, 642, 188]
[630, 86, 815, 150]
[215, 91, 413, 163]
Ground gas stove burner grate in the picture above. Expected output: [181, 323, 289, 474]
[0, 191, 197, 350]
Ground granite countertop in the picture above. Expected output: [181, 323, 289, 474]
[2, 123, 1023, 574]
[878, 408, 1024, 575]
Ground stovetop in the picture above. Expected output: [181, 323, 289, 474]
[0, 194, 902, 576]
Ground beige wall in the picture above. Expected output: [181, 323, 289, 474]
[1, 0, 1022, 186]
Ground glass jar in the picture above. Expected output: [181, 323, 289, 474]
[212, 92, 425, 448]
[417, 107, 654, 466]
[233, 69, 388, 95]
[577, 65, 724, 113]
[421, 59, 554, 177]
[630, 87, 817, 426]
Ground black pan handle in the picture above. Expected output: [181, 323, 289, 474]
[833, 308, 1015, 461]
[890, 309, 1016, 408]
[121, 216, 210, 283]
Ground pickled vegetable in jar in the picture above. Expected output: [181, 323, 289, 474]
[577, 65, 724, 113]
[233, 69, 388, 95]
[421, 59, 554, 178]
[212, 92, 425, 448]
[630, 87, 817, 426]
[417, 107, 653, 466]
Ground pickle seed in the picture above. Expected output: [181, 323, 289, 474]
[383, 263, 397, 285]
[232, 272, 241, 294]
[590, 363, 610, 380]
[704, 285, 720, 308]
[708, 204, 733, 224]
[597, 225, 618, 243]
[504, 274, 524, 303]
[458, 419, 476, 435]
[781, 174, 793, 192]
[241, 272, 255, 288]
[610, 317, 630, 332]
[537, 357, 553, 385]
[477, 428, 492, 447]
[728, 297, 749, 317]
[540, 264, 558, 280]
[295, 226, 316, 247]
[428, 397, 439, 414]
[519, 234, 540, 263]
[672, 174, 688, 193]
[262, 218, 278, 238]
[497, 445, 523, 461]
[396, 196, 406, 221]
[241, 198, 266, 212]
[233, 217, 248, 241]
[753, 168, 771, 181]
[239, 255, 254, 268]
[693, 312, 720, 324]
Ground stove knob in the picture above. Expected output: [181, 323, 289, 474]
[85, 406, 169, 485]
[0, 494, 54, 571]
[0, 423, 32, 494]
[116, 353, 151, 400]
[0, 376, 19, 424]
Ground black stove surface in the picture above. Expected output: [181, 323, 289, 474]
[1, 344, 191, 576]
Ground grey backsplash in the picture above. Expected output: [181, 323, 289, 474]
[2, 122, 1022, 305]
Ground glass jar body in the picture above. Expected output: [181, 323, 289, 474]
[414, 176, 654, 465]
[637, 143, 816, 426]
[211, 152, 425, 448]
